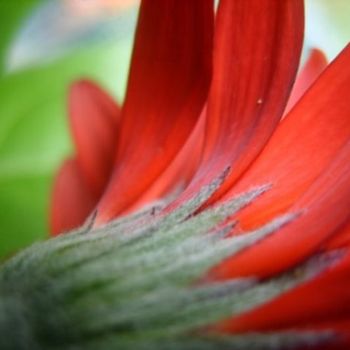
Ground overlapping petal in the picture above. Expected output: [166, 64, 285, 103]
[95, 0, 214, 224]
[50, 80, 120, 234]
[225, 44, 350, 231]
[207, 45, 350, 280]
[69, 80, 120, 197]
[210, 141, 350, 280]
[166, 0, 304, 212]
[125, 111, 206, 215]
[284, 48, 327, 115]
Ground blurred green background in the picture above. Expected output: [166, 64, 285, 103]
[0, 0, 349, 258]
[0, 0, 138, 258]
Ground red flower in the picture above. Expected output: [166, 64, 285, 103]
[51, 0, 350, 347]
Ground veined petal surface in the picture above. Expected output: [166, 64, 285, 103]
[167, 0, 304, 212]
[96, 0, 214, 224]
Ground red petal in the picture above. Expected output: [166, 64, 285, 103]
[124, 110, 206, 214]
[224, 44, 350, 232]
[324, 220, 350, 251]
[95, 0, 214, 224]
[209, 142, 350, 280]
[167, 0, 304, 212]
[69, 80, 120, 198]
[50, 158, 96, 235]
[207, 45, 350, 281]
[284, 48, 327, 115]
[215, 253, 350, 336]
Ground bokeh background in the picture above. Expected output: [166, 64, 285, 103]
[0, 0, 349, 258]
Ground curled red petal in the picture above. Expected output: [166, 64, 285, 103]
[95, 0, 214, 224]
[50, 158, 96, 236]
[69, 79, 120, 198]
[284, 48, 328, 115]
[167, 0, 304, 212]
